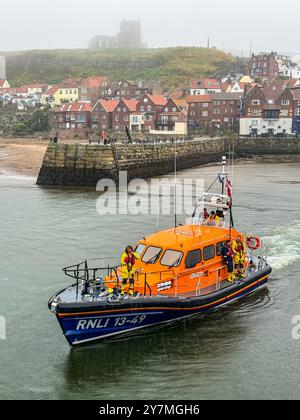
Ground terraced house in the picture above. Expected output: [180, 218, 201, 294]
[78, 76, 112, 102]
[240, 83, 293, 136]
[90, 99, 119, 131]
[132, 94, 167, 131]
[112, 98, 138, 131]
[115, 80, 150, 100]
[53, 80, 80, 105]
[187, 92, 241, 131]
[155, 98, 188, 134]
[53, 102, 92, 130]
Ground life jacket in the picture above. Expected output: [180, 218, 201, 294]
[233, 240, 245, 254]
[125, 254, 135, 266]
[222, 245, 233, 260]
[121, 252, 140, 268]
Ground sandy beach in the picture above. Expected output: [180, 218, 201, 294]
[0, 138, 89, 178]
[0, 139, 48, 177]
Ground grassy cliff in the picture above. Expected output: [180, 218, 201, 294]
[2, 47, 239, 91]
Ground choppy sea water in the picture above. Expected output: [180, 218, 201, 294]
[0, 163, 300, 400]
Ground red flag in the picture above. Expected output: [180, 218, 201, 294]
[226, 178, 232, 206]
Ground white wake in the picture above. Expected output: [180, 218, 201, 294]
[262, 223, 300, 270]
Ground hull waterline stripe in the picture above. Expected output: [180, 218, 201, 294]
[71, 281, 268, 346]
[58, 275, 269, 318]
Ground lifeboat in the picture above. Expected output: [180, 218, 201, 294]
[49, 159, 272, 346]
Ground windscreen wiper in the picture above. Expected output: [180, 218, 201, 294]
[168, 257, 181, 269]
[146, 253, 160, 264]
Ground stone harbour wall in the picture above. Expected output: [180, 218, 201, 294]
[36, 137, 300, 187]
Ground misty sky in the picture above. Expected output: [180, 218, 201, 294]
[1, 0, 299, 54]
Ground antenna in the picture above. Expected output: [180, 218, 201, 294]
[174, 136, 177, 228]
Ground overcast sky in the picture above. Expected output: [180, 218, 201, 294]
[1, 0, 299, 54]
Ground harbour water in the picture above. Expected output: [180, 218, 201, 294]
[0, 162, 300, 400]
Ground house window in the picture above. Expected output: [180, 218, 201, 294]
[202, 111, 208, 117]
[252, 109, 260, 116]
[165, 108, 169, 112]
[117, 107, 121, 112]
[140, 106, 145, 112]
[296, 108, 300, 116]
[123, 108, 127, 112]
[252, 100, 260, 105]
[202, 103, 209, 108]
[213, 109, 221, 115]
[144, 98, 148, 103]
[281, 100, 290, 106]
[172, 107, 177, 112]
[124, 115, 129, 122]
[251, 120, 258, 126]
[147, 106, 152, 112]
[76, 114, 86, 123]
[190, 103, 195, 107]
[115, 116, 119, 121]
[213, 101, 221, 105]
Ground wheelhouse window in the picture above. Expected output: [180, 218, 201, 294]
[216, 242, 224, 256]
[160, 250, 183, 267]
[203, 245, 215, 261]
[142, 246, 162, 264]
[185, 249, 202, 268]
[135, 243, 146, 257]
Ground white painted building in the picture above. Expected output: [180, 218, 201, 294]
[279, 65, 300, 80]
[150, 122, 187, 136]
[240, 117, 293, 136]
[130, 113, 145, 131]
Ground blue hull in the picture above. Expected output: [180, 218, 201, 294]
[55, 271, 270, 346]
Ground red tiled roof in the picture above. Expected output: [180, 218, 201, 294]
[100, 99, 119, 112]
[146, 94, 167, 106]
[185, 94, 212, 103]
[221, 82, 230, 92]
[122, 98, 138, 112]
[56, 102, 92, 112]
[79, 76, 109, 88]
[15, 87, 28, 94]
[45, 86, 58, 95]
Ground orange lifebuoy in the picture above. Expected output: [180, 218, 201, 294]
[246, 236, 261, 250]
